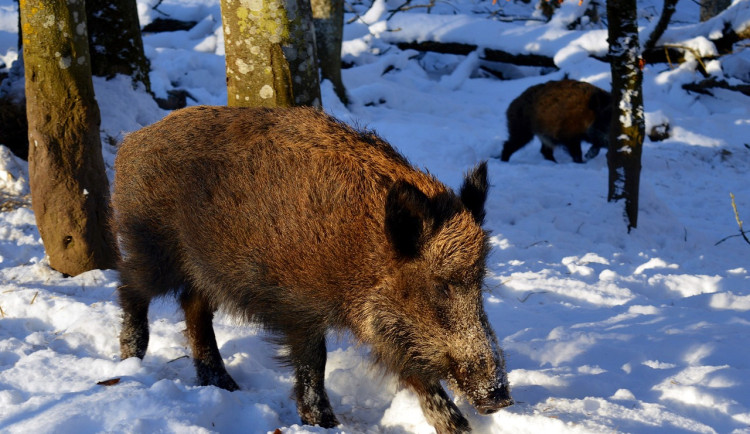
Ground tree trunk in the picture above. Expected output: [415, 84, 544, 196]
[15, 0, 21, 51]
[311, 0, 348, 105]
[644, 0, 679, 51]
[86, 0, 151, 92]
[606, 0, 645, 231]
[700, 0, 730, 21]
[21, 0, 117, 275]
[219, 0, 321, 108]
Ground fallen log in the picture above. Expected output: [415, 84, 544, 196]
[682, 77, 750, 97]
[395, 41, 557, 68]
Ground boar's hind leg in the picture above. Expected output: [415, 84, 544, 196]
[181, 289, 240, 391]
[118, 222, 184, 360]
[118, 286, 151, 360]
[406, 378, 470, 434]
[498, 123, 534, 162]
[290, 333, 339, 428]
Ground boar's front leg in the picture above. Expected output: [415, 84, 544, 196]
[406, 377, 470, 434]
[538, 135, 558, 163]
[181, 289, 240, 391]
[289, 333, 339, 428]
[563, 139, 584, 163]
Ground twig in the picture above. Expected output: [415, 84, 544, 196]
[518, 291, 548, 303]
[663, 44, 709, 75]
[30, 291, 38, 305]
[716, 193, 750, 246]
[715, 233, 749, 245]
[0, 305, 4, 318]
[346, 14, 367, 25]
[525, 240, 549, 248]
[167, 355, 190, 363]
[386, 0, 438, 20]
[731, 193, 750, 245]
[151, 0, 170, 17]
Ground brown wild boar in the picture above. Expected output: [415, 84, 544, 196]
[112, 106, 513, 433]
[497, 79, 612, 163]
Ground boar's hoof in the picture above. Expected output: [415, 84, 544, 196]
[214, 374, 240, 392]
[197, 367, 240, 392]
[300, 408, 339, 429]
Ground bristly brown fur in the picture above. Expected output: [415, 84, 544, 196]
[498, 79, 612, 163]
[112, 106, 512, 433]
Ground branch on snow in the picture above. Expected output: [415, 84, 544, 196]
[682, 76, 750, 97]
[391, 9, 748, 73]
[642, 21, 748, 76]
[395, 41, 557, 68]
[644, 1, 750, 68]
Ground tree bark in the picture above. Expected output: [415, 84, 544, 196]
[311, 0, 348, 105]
[607, 0, 645, 231]
[86, 0, 151, 92]
[219, 0, 321, 108]
[21, 0, 117, 275]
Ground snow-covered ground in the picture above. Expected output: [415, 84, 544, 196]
[1, 0, 750, 432]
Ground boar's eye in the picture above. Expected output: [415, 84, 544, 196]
[437, 281, 450, 298]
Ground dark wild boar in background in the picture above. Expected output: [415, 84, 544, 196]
[112, 106, 513, 433]
[497, 79, 612, 163]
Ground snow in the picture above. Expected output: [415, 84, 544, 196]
[1, 0, 750, 433]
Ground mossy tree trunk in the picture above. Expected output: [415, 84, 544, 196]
[220, 0, 321, 108]
[86, 0, 151, 92]
[311, 0, 348, 105]
[607, 0, 645, 231]
[21, 0, 117, 275]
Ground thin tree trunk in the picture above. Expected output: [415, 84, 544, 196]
[311, 0, 348, 105]
[15, 0, 21, 51]
[21, 0, 117, 275]
[644, 0, 679, 51]
[86, 0, 151, 92]
[700, 0, 730, 21]
[220, 0, 321, 108]
[607, 0, 645, 231]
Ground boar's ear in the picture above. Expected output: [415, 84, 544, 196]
[460, 161, 488, 224]
[385, 180, 433, 258]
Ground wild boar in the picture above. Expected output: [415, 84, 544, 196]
[112, 106, 513, 433]
[497, 79, 612, 163]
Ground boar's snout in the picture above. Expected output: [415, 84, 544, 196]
[474, 385, 514, 414]
[449, 349, 513, 416]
